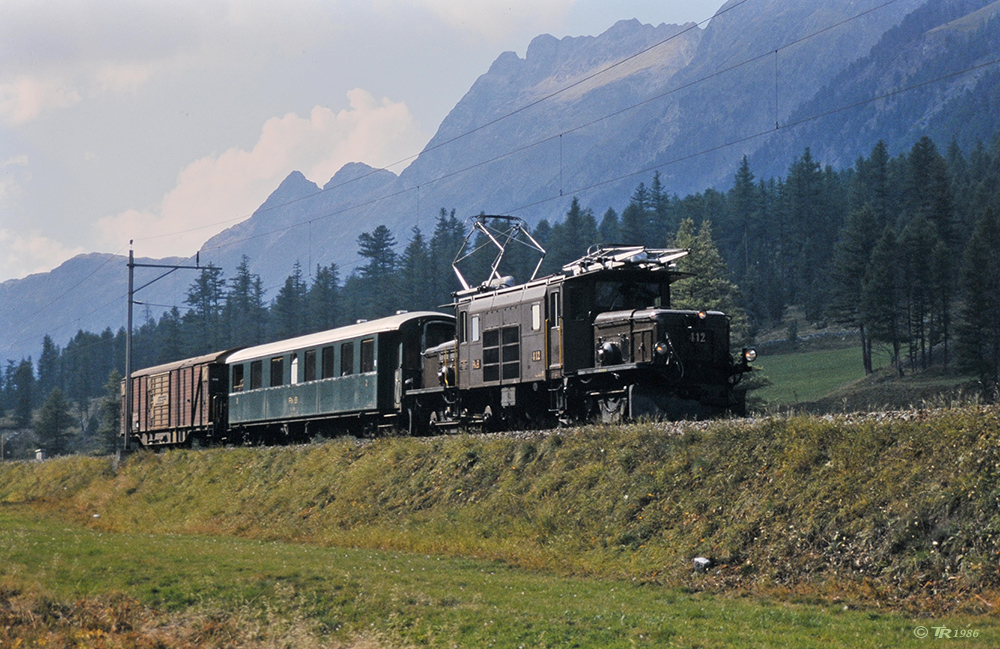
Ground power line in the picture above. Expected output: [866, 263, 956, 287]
[134, 0, 755, 246]
[6, 0, 994, 357]
[192, 0, 926, 259]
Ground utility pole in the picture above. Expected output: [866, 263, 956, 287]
[123, 242, 200, 452]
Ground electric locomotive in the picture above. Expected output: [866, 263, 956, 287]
[414, 216, 755, 430]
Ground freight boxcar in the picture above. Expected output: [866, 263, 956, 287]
[122, 350, 234, 447]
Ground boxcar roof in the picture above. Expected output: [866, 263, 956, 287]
[226, 311, 454, 365]
[131, 349, 237, 378]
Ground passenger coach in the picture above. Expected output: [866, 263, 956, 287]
[226, 311, 454, 441]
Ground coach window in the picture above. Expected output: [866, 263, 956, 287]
[340, 342, 354, 376]
[531, 303, 541, 331]
[271, 356, 284, 387]
[250, 360, 263, 390]
[471, 314, 481, 342]
[304, 349, 317, 382]
[361, 338, 375, 372]
[321, 346, 334, 379]
[232, 364, 245, 392]
[290, 354, 299, 385]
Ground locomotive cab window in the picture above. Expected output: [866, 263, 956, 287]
[231, 364, 244, 392]
[250, 361, 263, 390]
[270, 356, 284, 387]
[595, 280, 670, 311]
[549, 291, 561, 323]
[471, 315, 481, 342]
[460, 311, 468, 343]
[425, 321, 454, 351]
[531, 303, 541, 330]
[361, 338, 375, 373]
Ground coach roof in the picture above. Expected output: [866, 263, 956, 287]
[226, 311, 454, 365]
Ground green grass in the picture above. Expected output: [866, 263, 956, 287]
[2, 409, 999, 645]
[753, 343, 977, 411]
[3, 506, 996, 648]
[753, 346, 890, 406]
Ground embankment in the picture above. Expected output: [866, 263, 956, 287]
[2, 409, 998, 612]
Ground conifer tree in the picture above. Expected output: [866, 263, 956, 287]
[547, 198, 598, 270]
[36, 335, 61, 399]
[308, 262, 341, 330]
[11, 359, 34, 430]
[598, 207, 620, 244]
[726, 156, 760, 283]
[271, 261, 308, 340]
[620, 183, 652, 246]
[897, 213, 937, 370]
[957, 207, 1000, 395]
[671, 218, 749, 345]
[34, 387, 75, 456]
[398, 227, 433, 310]
[829, 204, 881, 373]
[649, 171, 672, 244]
[428, 208, 465, 306]
[356, 224, 399, 317]
[96, 370, 122, 454]
[183, 263, 226, 353]
[862, 228, 905, 377]
[906, 136, 954, 247]
[224, 256, 268, 347]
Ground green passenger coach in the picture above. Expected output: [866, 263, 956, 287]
[226, 311, 454, 441]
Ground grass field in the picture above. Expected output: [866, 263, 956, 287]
[2, 405, 1000, 647]
[3, 505, 997, 648]
[753, 346, 886, 407]
[752, 343, 978, 411]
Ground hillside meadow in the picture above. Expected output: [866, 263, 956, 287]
[1, 408, 999, 646]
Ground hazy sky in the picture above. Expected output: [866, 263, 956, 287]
[0, 0, 727, 283]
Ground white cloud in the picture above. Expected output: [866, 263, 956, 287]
[0, 228, 86, 280]
[95, 63, 154, 94]
[1, 154, 31, 203]
[402, 0, 574, 42]
[95, 89, 429, 257]
[0, 76, 81, 125]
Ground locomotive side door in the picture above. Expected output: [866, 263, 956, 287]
[518, 284, 547, 381]
[547, 287, 563, 377]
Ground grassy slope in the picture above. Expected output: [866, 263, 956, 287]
[2, 409, 999, 646]
[2, 412, 998, 605]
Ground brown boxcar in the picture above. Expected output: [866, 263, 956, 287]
[122, 350, 234, 447]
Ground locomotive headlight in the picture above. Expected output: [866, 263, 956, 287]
[597, 341, 621, 365]
[698, 310, 707, 320]
[654, 341, 669, 356]
[743, 348, 757, 363]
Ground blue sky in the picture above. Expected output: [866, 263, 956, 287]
[0, 0, 727, 282]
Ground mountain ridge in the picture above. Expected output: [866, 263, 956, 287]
[3, 0, 999, 363]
